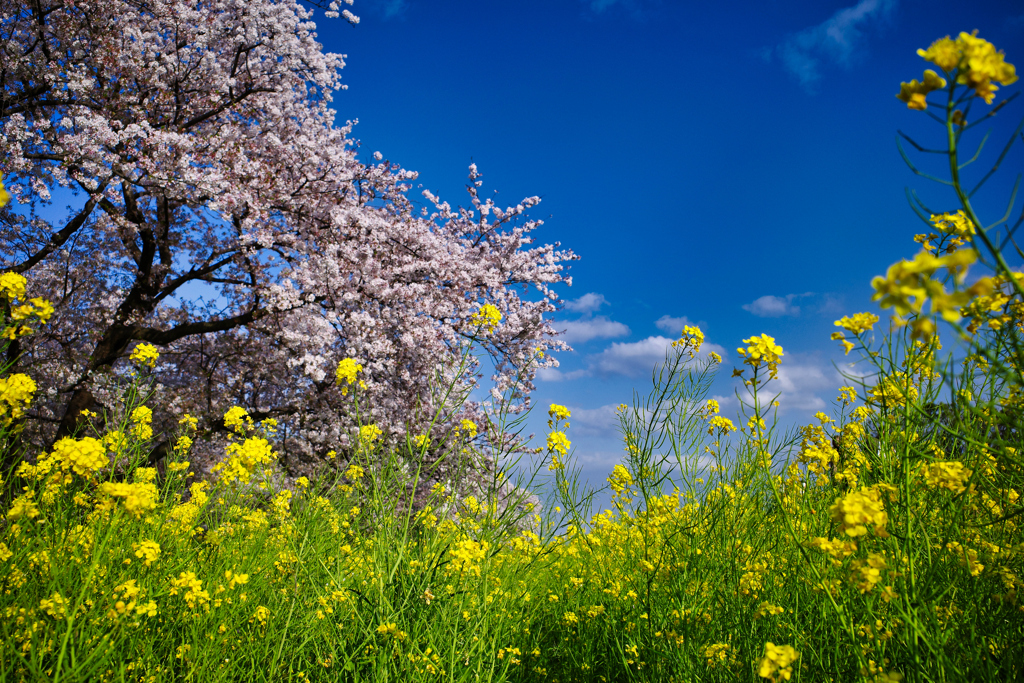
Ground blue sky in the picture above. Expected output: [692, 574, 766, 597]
[316, 0, 1024, 487]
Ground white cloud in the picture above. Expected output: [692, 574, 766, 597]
[743, 294, 806, 318]
[591, 335, 675, 377]
[570, 404, 622, 437]
[557, 316, 630, 344]
[590, 337, 727, 378]
[773, 0, 896, 90]
[654, 314, 694, 335]
[564, 292, 608, 314]
[746, 354, 863, 416]
[536, 367, 589, 382]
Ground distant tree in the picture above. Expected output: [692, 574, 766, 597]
[0, 0, 574, 474]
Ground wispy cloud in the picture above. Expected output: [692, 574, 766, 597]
[591, 336, 727, 378]
[564, 292, 608, 314]
[570, 404, 622, 437]
[558, 316, 631, 344]
[581, 0, 658, 18]
[770, 0, 896, 90]
[654, 314, 695, 335]
[743, 293, 809, 318]
[591, 336, 675, 377]
[357, 0, 408, 19]
[536, 367, 590, 382]
[538, 336, 724, 381]
[740, 354, 863, 416]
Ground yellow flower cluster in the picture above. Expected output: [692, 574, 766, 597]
[896, 69, 946, 110]
[469, 304, 502, 333]
[0, 272, 54, 339]
[607, 464, 633, 495]
[930, 210, 974, 237]
[923, 460, 971, 494]
[129, 342, 160, 368]
[870, 249, 989, 340]
[736, 334, 783, 380]
[131, 405, 154, 441]
[707, 415, 737, 436]
[851, 553, 888, 594]
[671, 324, 705, 358]
[830, 312, 879, 355]
[376, 622, 408, 641]
[0, 373, 36, 426]
[214, 436, 276, 486]
[358, 424, 382, 448]
[916, 31, 1018, 104]
[547, 403, 571, 424]
[449, 537, 489, 576]
[0, 272, 26, 301]
[39, 592, 69, 619]
[831, 487, 889, 538]
[546, 431, 570, 457]
[97, 481, 159, 517]
[169, 571, 210, 610]
[868, 372, 919, 408]
[459, 419, 478, 439]
[133, 540, 161, 566]
[335, 357, 365, 396]
[52, 436, 108, 476]
[959, 270, 1024, 335]
[223, 406, 253, 433]
[758, 642, 799, 681]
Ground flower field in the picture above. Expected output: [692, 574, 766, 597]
[2, 30, 1024, 683]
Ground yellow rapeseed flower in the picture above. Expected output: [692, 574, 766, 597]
[223, 406, 252, 433]
[547, 431, 571, 457]
[930, 210, 974, 237]
[0, 373, 36, 425]
[737, 334, 784, 380]
[0, 272, 26, 301]
[131, 405, 154, 441]
[129, 342, 160, 368]
[758, 642, 799, 681]
[548, 403, 571, 421]
[335, 357, 364, 395]
[896, 69, 946, 110]
[831, 487, 888, 538]
[52, 436, 107, 476]
[469, 304, 502, 333]
[608, 464, 633, 494]
[359, 424, 382, 448]
[133, 540, 161, 566]
[97, 481, 159, 517]
[923, 460, 971, 494]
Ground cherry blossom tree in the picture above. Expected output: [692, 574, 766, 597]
[0, 0, 574, 476]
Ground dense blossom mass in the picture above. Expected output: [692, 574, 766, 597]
[0, 0, 575, 475]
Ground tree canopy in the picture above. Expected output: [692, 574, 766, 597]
[0, 0, 574, 474]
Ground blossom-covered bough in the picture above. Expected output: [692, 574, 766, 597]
[0, 0, 574, 477]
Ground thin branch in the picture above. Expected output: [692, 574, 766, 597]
[984, 174, 1020, 232]
[9, 177, 111, 273]
[897, 130, 945, 154]
[968, 116, 1024, 198]
[905, 188, 938, 228]
[896, 137, 953, 186]
[957, 128, 991, 169]
[963, 93, 1019, 132]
